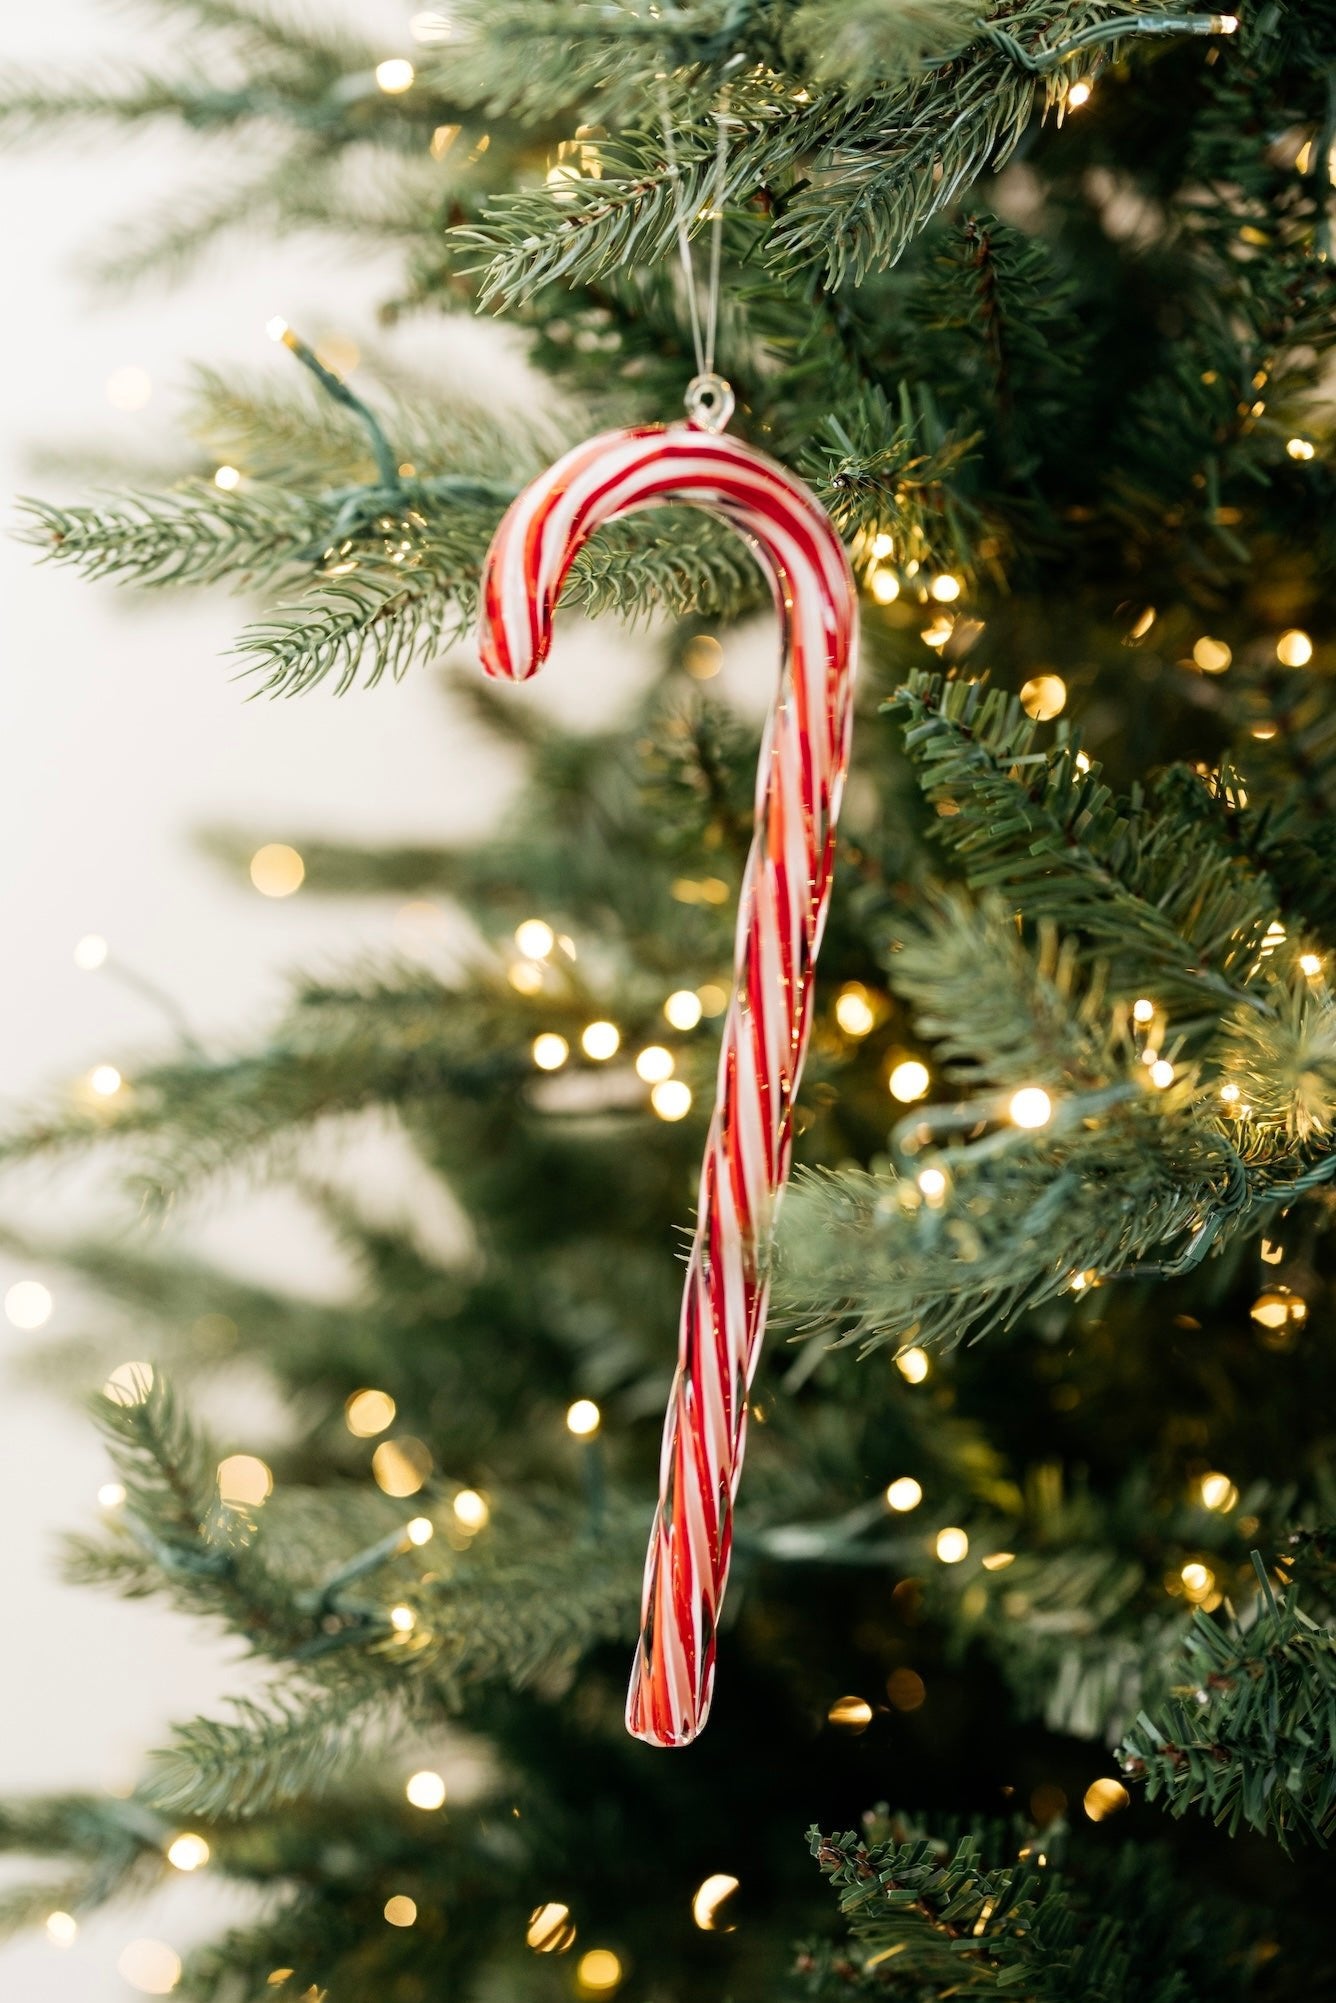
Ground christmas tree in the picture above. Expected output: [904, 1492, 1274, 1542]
[4, 0, 1336, 1994]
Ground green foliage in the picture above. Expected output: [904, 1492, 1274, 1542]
[1122, 1552, 1336, 1848]
[802, 1813, 1265, 1998]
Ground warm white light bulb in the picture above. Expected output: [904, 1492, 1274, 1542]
[376, 57, 416, 92]
[888, 1059, 929, 1103]
[1009, 1086, 1052, 1130]
[664, 990, 703, 1030]
[635, 1045, 675, 1083]
[405, 1770, 446, 1809]
[581, 1021, 620, 1061]
[515, 919, 555, 960]
[74, 933, 108, 970]
[651, 1080, 692, 1121]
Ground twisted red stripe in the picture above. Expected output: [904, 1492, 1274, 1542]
[478, 423, 858, 1745]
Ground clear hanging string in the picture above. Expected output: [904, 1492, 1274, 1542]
[656, 80, 733, 431]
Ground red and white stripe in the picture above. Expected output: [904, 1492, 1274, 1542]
[478, 423, 858, 1746]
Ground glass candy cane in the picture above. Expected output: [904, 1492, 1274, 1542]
[477, 416, 859, 1745]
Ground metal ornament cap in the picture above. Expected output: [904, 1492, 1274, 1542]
[685, 373, 735, 433]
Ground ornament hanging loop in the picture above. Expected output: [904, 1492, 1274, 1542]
[658, 78, 731, 410]
[685, 371, 734, 433]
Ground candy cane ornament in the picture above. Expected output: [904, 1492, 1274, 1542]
[477, 414, 858, 1746]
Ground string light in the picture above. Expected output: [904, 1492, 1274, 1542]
[1132, 998, 1155, 1024]
[889, 1059, 930, 1103]
[1066, 77, 1093, 106]
[870, 569, 900, 604]
[1181, 1560, 1215, 1601]
[89, 1063, 123, 1097]
[46, 1912, 78, 1946]
[103, 1362, 153, 1406]
[98, 1482, 126, 1509]
[249, 844, 305, 897]
[117, 1940, 181, 1995]
[532, 1033, 569, 1071]
[827, 1694, 873, 1729]
[576, 1949, 624, 1994]
[1008, 1086, 1052, 1129]
[887, 1667, 926, 1711]
[213, 465, 241, 491]
[921, 615, 954, 649]
[664, 990, 703, 1030]
[1220, 1081, 1240, 1105]
[509, 961, 544, 995]
[1020, 674, 1066, 720]
[515, 920, 555, 959]
[683, 635, 723, 679]
[375, 57, 416, 91]
[166, 1833, 210, 1872]
[896, 1346, 930, 1383]
[372, 1437, 433, 1496]
[1192, 636, 1231, 673]
[834, 984, 876, 1036]
[651, 1080, 692, 1121]
[935, 1527, 969, 1564]
[405, 1770, 446, 1810]
[1276, 629, 1313, 667]
[5, 1280, 53, 1330]
[406, 1516, 434, 1545]
[1148, 1059, 1175, 1089]
[384, 1896, 417, 1927]
[917, 1166, 947, 1202]
[74, 933, 108, 970]
[1300, 952, 1324, 977]
[217, 1455, 273, 1506]
[1199, 1472, 1238, 1511]
[389, 1605, 417, 1633]
[346, 1388, 396, 1437]
[1250, 1287, 1306, 1329]
[1287, 437, 1316, 460]
[566, 1398, 601, 1437]
[692, 1872, 740, 1930]
[1083, 1778, 1130, 1821]
[527, 1903, 577, 1952]
[453, 1488, 489, 1530]
[635, 1046, 674, 1082]
[581, 1021, 620, 1060]
[885, 1476, 923, 1511]
[929, 573, 962, 603]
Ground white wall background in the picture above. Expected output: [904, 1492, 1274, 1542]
[0, 5, 650, 1994]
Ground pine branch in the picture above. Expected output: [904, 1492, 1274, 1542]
[1121, 1552, 1336, 1849]
[145, 1682, 406, 1819]
[892, 673, 1280, 1029]
[144, 1517, 643, 1817]
[804, 1815, 1263, 1999]
[782, 0, 982, 89]
[17, 483, 328, 589]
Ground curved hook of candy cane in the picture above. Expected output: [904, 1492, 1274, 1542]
[478, 423, 859, 1747]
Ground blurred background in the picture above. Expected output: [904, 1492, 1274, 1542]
[0, 5, 614, 1993]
